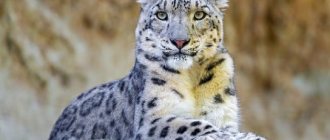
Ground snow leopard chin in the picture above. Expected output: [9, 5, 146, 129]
[166, 54, 193, 70]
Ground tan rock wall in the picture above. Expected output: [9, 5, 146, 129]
[0, 0, 329, 139]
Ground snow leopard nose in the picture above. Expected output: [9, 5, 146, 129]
[170, 39, 190, 49]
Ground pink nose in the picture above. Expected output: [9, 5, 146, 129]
[170, 39, 190, 49]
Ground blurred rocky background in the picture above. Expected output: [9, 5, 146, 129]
[0, 0, 329, 139]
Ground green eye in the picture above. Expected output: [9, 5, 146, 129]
[194, 11, 207, 20]
[156, 11, 168, 21]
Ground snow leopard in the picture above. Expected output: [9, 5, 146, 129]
[49, 0, 265, 139]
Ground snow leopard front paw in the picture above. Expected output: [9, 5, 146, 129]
[193, 131, 235, 140]
[233, 132, 266, 140]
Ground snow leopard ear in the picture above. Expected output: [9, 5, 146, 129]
[137, 0, 157, 7]
[137, 0, 147, 4]
[214, 0, 229, 12]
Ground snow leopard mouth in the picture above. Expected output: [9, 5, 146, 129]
[163, 50, 197, 58]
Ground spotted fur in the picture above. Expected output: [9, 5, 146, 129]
[49, 0, 265, 139]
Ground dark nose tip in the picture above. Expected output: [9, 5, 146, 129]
[170, 39, 190, 49]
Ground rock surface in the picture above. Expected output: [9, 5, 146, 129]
[0, 0, 329, 139]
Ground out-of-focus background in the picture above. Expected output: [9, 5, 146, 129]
[0, 0, 329, 139]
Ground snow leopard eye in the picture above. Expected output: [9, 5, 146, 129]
[155, 11, 168, 21]
[194, 11, 207, 20]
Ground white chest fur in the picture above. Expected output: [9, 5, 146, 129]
[143, 53, 239, 129]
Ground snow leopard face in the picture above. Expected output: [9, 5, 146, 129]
[136, 0, 228, 70]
